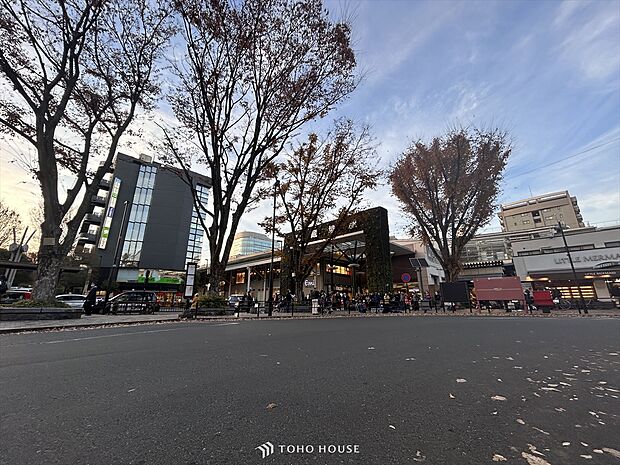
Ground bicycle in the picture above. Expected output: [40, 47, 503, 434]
[555, 298, 596, 310]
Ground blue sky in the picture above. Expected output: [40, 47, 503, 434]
[313, 0, 620, 235]
[1, 0, 619, 239]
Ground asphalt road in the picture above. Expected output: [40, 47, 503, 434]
[1, 317, 619, 465]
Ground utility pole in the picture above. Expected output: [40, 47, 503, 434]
[557, 221, 587, 314]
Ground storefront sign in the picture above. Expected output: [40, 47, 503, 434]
[553, 252, 620, 266]
[517, 247, 620, 273]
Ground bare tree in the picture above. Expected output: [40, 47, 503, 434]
[159, 0, 357, 292]
[0, 0, 174, 299]
[390, 128, 511, 282]
[0, 200, 22, 249]
[260, 119, 379, 295]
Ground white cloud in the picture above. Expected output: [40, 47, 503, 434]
[553, 1, 620, 81]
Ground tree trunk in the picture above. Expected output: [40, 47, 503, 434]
[207, 262, 225, 295]
[31, 247, 64, 301]
[444, 265, 461, 283]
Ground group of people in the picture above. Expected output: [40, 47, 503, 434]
[302, 289, 443, 313]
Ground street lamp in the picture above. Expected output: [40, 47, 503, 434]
[556, 221, 587, 314]
[267, 180, 280, 316]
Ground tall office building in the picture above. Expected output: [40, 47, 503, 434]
[76, 153, 211, 290]
[498, 191, 585, 232]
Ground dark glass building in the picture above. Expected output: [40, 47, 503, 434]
[76, 153, 211, 293]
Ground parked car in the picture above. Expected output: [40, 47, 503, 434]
[105, 291, 160, 314]
[228, 294, 245, 308]
[0, 288, 32, 304]
[55, 294, 87, 308]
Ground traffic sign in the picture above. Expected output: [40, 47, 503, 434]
[401, 272, 411, 283]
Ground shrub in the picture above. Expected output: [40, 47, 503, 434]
[7, 299, 70, 308]
[196, 294, 227, 308]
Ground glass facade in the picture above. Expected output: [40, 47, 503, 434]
[120, 165, 157, 266]
[185, 184, 209, 265]
[230, 232, 273, 257]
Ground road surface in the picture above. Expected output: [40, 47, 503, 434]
[1, 317, 619, 464]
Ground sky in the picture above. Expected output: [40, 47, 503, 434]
[1, 0, 619, 244]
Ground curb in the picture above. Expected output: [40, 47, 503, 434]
[0, 317, 181, 334]
[1, 311, 618, 334]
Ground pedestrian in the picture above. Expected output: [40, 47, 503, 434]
[83, 284, 97, 316]
[524, 289, 534, 313]
[434, 290, 442, 313]
[412, 292, 420, 312]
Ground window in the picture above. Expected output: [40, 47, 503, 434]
[121, 165, 157, 266]
[605, 241, 620, 248]
[185, 184, 209, 265]
[235, 272, 245, 284]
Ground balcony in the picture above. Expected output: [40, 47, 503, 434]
[99, 178, 111, 190]
[74, 244, 96, 257]
[77, 232, 97, 244]
[83, 212, 103, 225]
[91, 194, 107, 206]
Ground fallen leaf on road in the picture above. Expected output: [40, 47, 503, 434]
[593, 449, 603, 454]
[449, 393, 455, 399]
[456, 378, 467, 383]
[516, 419, 525, 425]
[388, 424, 396, 430]
[498, 378, 503, 382]
[405, 358, 416, 361]
[492, 454, 507, 462]
[127, 389, 136, 393]
[603, 448, 620, 458]
[491, 395, 507, 401]
[562, 442, 570, 446]
[266, 403, 277, 410]
[413, 450, 426, 462]
[527, 444, 545, 457]
[580, 455, 592, 459]
[521, 452, 551, 465]
[368, 347, 375, 350]
[581, 442, 589, 447]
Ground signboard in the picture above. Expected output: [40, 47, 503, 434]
[98, 177, 121, 249]
[116, 269, 185, 284]
[440, 281, 470, 303]
[473, 277, 524, 302]
[515, 247, 620, 273]
[184, 263, 197, 298]
[401, 272, 411, 283]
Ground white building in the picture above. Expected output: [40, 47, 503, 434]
[511, 225, 620, 301]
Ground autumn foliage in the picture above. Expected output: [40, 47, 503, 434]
[390, 128, 511, 281]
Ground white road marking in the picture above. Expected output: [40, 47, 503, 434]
[40, 323, 241, 344]
[42, 328, 180, 343]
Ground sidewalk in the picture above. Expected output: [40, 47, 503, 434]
[0, 313, 181, 334]
[1, 308, 618, 334]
